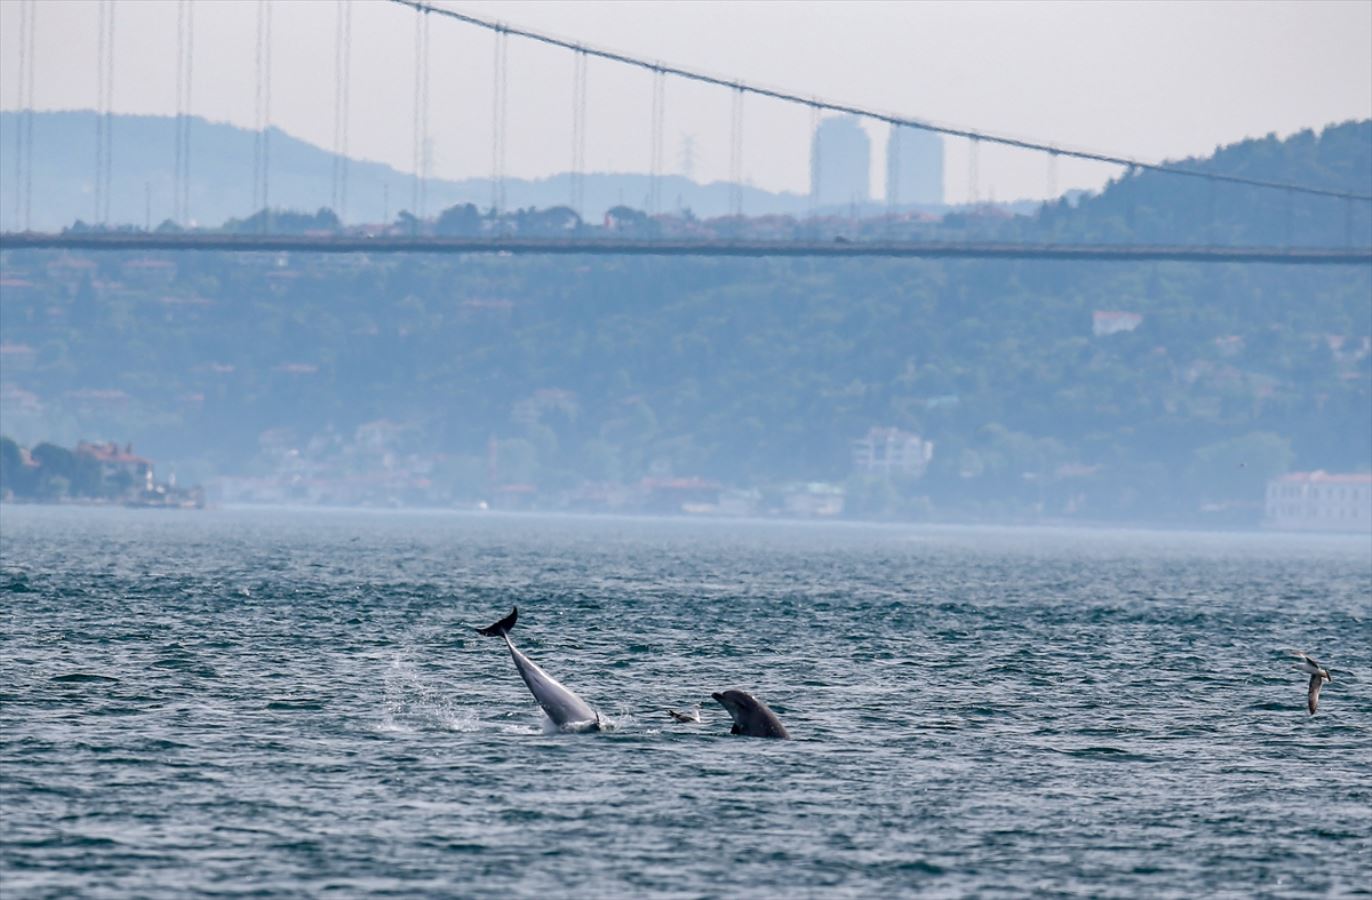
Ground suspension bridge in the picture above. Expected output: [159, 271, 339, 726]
[1, 0, 1369, 266]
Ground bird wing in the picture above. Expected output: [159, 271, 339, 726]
[1308, 674, 1324, 715]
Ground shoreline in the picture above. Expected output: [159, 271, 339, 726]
[4, 497, 1368, 541]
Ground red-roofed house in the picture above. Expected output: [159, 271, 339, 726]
[76, 441, 153, 490]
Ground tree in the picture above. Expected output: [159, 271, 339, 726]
[604, 205, 658, 237]
[28, 443, 105, 498]
[435, 203, 482, 236]
[1186, 431, 1293, 506]
[0, 436, 35, 497]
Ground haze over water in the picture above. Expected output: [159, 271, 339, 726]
[1, 505, 1369, 897]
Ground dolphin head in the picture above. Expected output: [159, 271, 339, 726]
[711, 689, 752, 719]
[711, 689, 790, 739]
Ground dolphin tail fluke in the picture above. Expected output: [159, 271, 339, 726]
[476, 606, 518, 637]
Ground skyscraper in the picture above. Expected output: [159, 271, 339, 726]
[810, 116, 870, 209]
[886, 126, 944, 207]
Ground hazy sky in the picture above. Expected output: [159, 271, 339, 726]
[2, 0, 1369, 203]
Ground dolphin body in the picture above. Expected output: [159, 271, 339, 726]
[712, 689, 790, 739]
[477, 607, 601, 731]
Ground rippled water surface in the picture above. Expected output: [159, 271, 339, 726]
[2, 506, 1370, 897]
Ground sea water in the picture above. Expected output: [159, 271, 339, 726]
[2, 505, 1369, 897]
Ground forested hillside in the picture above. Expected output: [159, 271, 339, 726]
[2, 122, 1368, 524]
[0, 111, 816, 231]
[1033, 120, 1372, 247]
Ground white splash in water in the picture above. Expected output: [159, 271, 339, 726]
[380, 653, 466, 733]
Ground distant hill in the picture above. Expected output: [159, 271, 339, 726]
[1, 119, 1367, 525]
[0, 111, 962, 231]
[1033, 120, 1372, 247]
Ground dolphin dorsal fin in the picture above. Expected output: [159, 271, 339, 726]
[476, 606, 518, 637]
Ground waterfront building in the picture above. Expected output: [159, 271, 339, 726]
[1265, 471, 1372, 532]
[852, 427, 935, 479]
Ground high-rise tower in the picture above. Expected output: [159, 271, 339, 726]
[810, 116, 870, 209]
[886, 126, 943, 207]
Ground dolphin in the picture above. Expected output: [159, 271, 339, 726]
[476, 607, 601, 732]
[711, 689, 790, 739]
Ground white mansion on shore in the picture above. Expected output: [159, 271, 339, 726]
[1265, 471, 1372, 533]
[852, 427, 934, 479]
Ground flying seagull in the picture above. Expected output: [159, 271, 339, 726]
[1291, 652, 1333, 715]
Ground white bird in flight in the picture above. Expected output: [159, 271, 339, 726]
[1291, 652, 1333, 715]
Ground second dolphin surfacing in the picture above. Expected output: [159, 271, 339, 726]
[477, 607, 602, 732]
[712, 689, 790, 739]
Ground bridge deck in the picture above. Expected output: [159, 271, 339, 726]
[1, 232, 1369, 265]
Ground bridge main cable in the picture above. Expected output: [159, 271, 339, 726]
[387, 0, 1372, 205]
